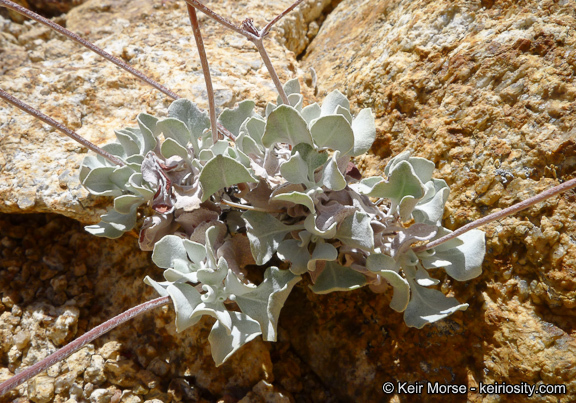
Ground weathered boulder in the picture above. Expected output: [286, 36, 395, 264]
[1, 0, 576, 401]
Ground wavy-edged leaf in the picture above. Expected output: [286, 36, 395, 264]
[208, 311, 262, 366]
[403, 279, 469, 328]
[421, 229, 485, 281]
[336, 211, 374, 251]
[309, 261, 366, 294]
[320, 90, 350, 116]
[218, 100, 255, 137]
[271, 190, 315, 213]
[152, 235, 192, 274]
[322, 152, 346, 191]
[157, 118, 191, 148]
[137, 113, 159, 154]
[379, 270, 410, 312]
[301, 103, 321, 124]
[350, 108, 376, 156]
[242, 211, 302, 265]
[413, 179, 450, 225]
[82, 167, 123, 196]
[168, 99, 211, 143]
[114, 194, 144, 214]
[234, 266, 301, 341]
[261, 105, 313, 148]
[310, 115, 354, 154]
[199, 155, 257, 202]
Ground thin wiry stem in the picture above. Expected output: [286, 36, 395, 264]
[0, 88, 125, 166]
[220, 199, 283, 214]
[0, 296, 170, 398]
[0, 0, 180, 100]
[182, 0, 256, 40]
[252, 37, 289, 104]
[187, 4, 219, 144]
[183, 0, 291, 104]
[0, 0, 238, 141]
[260, 0, 306, 37]
[412, 176, 576, 252]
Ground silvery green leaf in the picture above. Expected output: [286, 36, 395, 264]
[242, 211, 303, 265]
[143, 276, 170, 297]
[218, 100, 255, 137]
[304, 214, 337, 239]
[349, 176, 383, 194]
[85, 221, 125, 238]
[86, 207, 138, 238]
[335, 105, 353, 124]
[415, 266, 439, 286]
[126, 173, 155, 199]
[113, 194, 144, 214]
[166, 282, 204, 332]
[125, 154, 144, 167]
[109, 166, 136, 190]
[309, 242, 338, 270]
[350, 108, 376, 156]
[238, 134, 262, 157]
[276, 239, 310, 275]
[240, 116, 266, 144]
[403, 279, 469, 328]
[366, 253, 397, 272]
[208, 311, 262, 366]
[234, 266, 301, 341]
[384, 151, 436, 184]
[421, 229, 485, 281]
[283, 78, 300, 97]
[321, 90, 350, 116]
[407, 157, 436, 184]
[271, 190, 315, 213]
[301, 103, 321, 124]
[157, 118, 191, 148]
[168, 99, 211, 141]
[265, 102, 276, 117]
[229, 147, 252, 169]
[367, 160, 425, 220]
[152, 235, 193, 274]
[115, 129, 141, 157]
[413, 179, 450, 225]
[309, 261, 366, 294]
[199, 155, 257, 202]
[310, 115, 354, 154]
[82, 167, 123, 196]
[161, 138, 189, 160]
[336, 211, 374, 251]
[280, 151, 315, 188]
[289, 94, 303, 111]
[378, 270, 410, 312]
[322, 152, 346, 191]
[261, 105, 313, 148]
[196, 258, 228, 286]
[101, 142, 126, 159]
[163, 268, 198, 284]
[211, 140, 231, 156]
[137, 113, 159, 154]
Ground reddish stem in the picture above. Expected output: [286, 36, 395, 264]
[413, 176, 576, 252]
[186, 4, 219, 144]
[0, 88, 125, 166]
[0, 0, 180, 100]
[0, 296, 170, 397]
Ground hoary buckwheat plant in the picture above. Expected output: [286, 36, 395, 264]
[1, 0, 576, 397]
[79, 77, 486, 364]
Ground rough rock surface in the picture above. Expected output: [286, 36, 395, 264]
[0, 0, 576, 402]
[0, 0, 323, 222]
